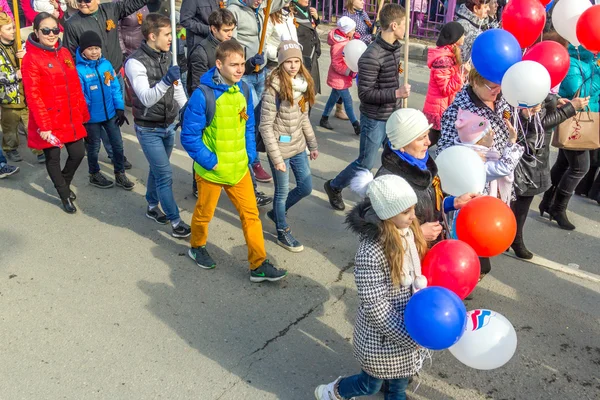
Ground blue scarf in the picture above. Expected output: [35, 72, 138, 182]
[391, 143, 429, 171]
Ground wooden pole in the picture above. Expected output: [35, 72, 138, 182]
[170, 0, 177, 66]
[255, 0, 274, 72]
[372, 0, 386, 35]
[403, 2, 410, 108]
[12, 0, 21, 50]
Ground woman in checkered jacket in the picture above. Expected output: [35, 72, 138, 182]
[315, 172, 429, 400]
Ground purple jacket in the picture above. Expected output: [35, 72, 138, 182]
[342, 9, 373, 45]
[113, 0, 149, 58]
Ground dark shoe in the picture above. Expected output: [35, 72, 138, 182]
[188, 246, 216, 269]
[277, 228, 304, 252]
[335, 103, 349, 120]
[89, 172, 115, 188]
[193, 186, 198, 198]
[510, 239, 534, 260]
[548, 191, 576, 230]
[266, 209, 276, 224]
[320, 116, 333, 130]
[123, 157, 132, 170]
[115, 172, 135, 190]
[172, 221, 192, 238]
[324, 179, 345, 211]
[250, 259, 287, 283]
[36, 153, 46, 164]
[6, 150, 22, 162]
[352, 121, 361, 136]
[146, 207, 168, 225]
[61, 198, 77, 214]
[539, 185, 555, 217]
[256, 191, 273, 207]
[0, 163, 19, 178]
[69, 190, 76, 201]
[253, 162, 273, 183]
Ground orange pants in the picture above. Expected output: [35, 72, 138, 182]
[191, 171, 266, 270]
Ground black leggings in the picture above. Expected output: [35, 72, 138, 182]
[550, 149, 590, 195]
[511, 195, 534, 241]
[480, 257, 492, 275]
[43, 139, 85, 200]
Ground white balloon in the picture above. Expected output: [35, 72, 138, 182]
[501, 61, 551, 108]
[449, 309, 517, 370]
[552, 0, 591, 46]
[343, 40, 367, 72]
[435, 146, 486, 197]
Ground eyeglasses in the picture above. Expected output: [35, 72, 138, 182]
[40, 27, 60, 35]
[484, 83, 501, 93]
[76, 0, 92, 3]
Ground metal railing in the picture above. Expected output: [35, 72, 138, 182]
[314, 0, 458, 41]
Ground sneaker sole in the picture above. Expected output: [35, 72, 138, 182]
[250, 273, 287, 283]
[188, 248, 216, 269]
[172, 231, 192, 239]
[145, 213, 168, 225]
[255, 177, 273, 183]
[116, 182, 135, 191]
[0, 167, 19, 178]
[90, 182, 115, 189]
[277, 240, 304, 253]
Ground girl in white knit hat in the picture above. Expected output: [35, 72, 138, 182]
[315, 171, 428, 400]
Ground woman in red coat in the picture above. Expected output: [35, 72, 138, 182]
[422, 22, 468, 146]
[22, 12, 89, 214]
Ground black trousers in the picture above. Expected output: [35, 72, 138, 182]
[550, 149, 591, 195]
[43, 139, 85, 201]
[480, 257, 492, 275]
[511, 195, 534, 243]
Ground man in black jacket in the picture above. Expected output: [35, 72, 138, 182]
[186, 8, 236, 93]
[180, 0, 221, 52]
[324, 3, 411, 211]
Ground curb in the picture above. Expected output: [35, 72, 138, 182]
[504, 252, 600, 283]
[316, 25, 432, 62]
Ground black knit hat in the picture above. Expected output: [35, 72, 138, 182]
[436, 22, 465, 47]
[79, 30, 102, 53]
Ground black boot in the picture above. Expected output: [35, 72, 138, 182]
[511, 235, 533, 259]
[320, 116, 333, 130]
[61, 198, 77, 214]
[510, 197, 534, 259]
[539, 185, 555, 217]
[548, 190, 576, 230]
[352, 121, 361, 136]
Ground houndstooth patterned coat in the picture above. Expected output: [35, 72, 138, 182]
[346, 201, 421, 380]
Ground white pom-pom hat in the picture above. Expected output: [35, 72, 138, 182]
[350, 170, 418, 220]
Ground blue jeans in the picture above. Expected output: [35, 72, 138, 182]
[322, 88, 358, 124]
[330, 114, 388, 191]
[268, 152, 312, 230]
[338, 370, 409, 400]
[0, 147, 6, 164]
[241, 69, 266, 109]
[135, 123, 180, 223]
[85, 117, 125, 174]
[101, 74, 126, 159]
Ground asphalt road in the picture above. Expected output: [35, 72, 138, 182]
[1, 47, 599, 400]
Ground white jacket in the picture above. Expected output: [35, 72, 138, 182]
[265, 11, 299, 62]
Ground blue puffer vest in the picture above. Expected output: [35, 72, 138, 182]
[75, 48, 124, 124]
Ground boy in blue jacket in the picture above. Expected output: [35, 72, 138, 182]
[76, 31, 134, 190]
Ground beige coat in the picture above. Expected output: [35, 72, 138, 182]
[260, 82, 318, 166]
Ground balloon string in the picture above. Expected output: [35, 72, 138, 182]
[412, 348, 433, 394]
[534, 112, 544, 150]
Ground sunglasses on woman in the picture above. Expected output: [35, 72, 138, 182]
[40, 27, 60, 35]
[76, 0, 93, 3]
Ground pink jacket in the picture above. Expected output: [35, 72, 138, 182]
[0, 0, 13, 20]
[422, 45, 463, 130]
[326, 29, 355, 90]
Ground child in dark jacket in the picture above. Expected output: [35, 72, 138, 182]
[76, 31, 134, 190]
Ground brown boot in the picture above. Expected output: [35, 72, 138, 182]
[335, 103, 349, 120]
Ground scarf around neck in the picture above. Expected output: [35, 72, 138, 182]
[270, 75, 308, 99]
[391, 144, 430, 171]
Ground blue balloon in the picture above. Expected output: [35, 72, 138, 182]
[404, 287, 467, 350]
[471, 29, 523, 85]
[546, 0, 554, 12]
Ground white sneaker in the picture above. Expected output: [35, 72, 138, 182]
[314, 377, 343, 400]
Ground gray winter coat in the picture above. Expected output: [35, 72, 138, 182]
[259, 78, 317, 165]
[63, 0, 150, 71]
[454, 3, 496, 61]
[346, 201, 422, 380]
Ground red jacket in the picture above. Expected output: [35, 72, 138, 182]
[422, 45, 464, 130]
[20, 0, 64, 27]
[326, 29, 356, 90]
[22, 35, 89, 150]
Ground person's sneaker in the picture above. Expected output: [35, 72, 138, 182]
[146, 207, 168, 225]
[352, 121, 361, 136]
[6, 150, 22, 162]
[37, 153, 46, 163]
[250, 259, 287, 283]
[277, 228, 304, 252]
[320, 116, 333, 130]
[253, 162, 273, 183]
[123, 158, 133, 170]
[172, 221, 191, 238]
[314, 377, 342, 400]
[188, 246, 216, 269]
[89, 172, 115, 188]
[256, 191, 273, 207]
[0, 163, 19, 178]
[324, 180, 345, 211]
[115, 172, 135, 190]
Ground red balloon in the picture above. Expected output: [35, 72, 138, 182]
[455, 196, 517, 258]
[577, 5, 600, 54]
[523, 41, 570, 87]
[538, 0, 552, 5]
[422, 240, 480, 300]
[502, 0, 547, 48]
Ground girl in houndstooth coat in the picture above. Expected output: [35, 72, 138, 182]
[315, 173, 429, 400]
